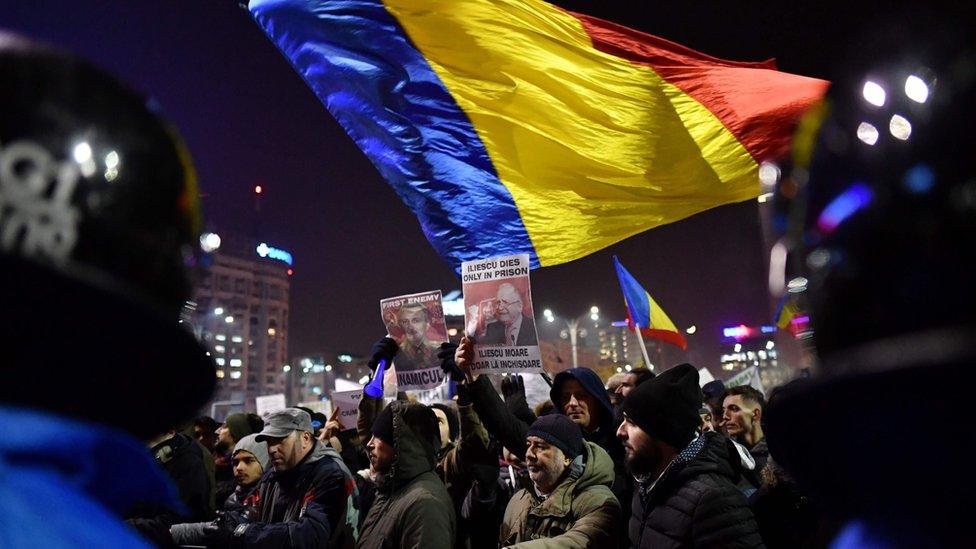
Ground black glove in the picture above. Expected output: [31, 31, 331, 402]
[368, 337, 399, 372]
[200, 521, 235, 548]
[501, 374, 524, 400]
[502, 374, 536, 425]
[438, 342, 464, 382]
[470, 463, 500, 492]
[217, 509, 246, 530]
[455, 383, 472, 407]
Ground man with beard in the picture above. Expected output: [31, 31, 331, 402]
[169, 434, 271, 545]
[454, 339, 632, 546]
[499, 414, 620, 547]
[206, 409, 357, 547]
[616, 364, 763, 548]
[213, 413, 264, 507]
[358, 401, 455, 548]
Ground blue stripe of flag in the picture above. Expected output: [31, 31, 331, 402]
[249, 0, 539, 270]
[613, 256, 652, 328]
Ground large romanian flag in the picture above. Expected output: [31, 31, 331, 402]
[249, 0, 828, 270]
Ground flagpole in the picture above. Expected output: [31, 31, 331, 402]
[633, 323, 654, 370]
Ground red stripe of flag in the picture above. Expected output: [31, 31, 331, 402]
[568, 11, 830, 163]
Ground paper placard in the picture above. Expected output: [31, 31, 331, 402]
[255, 393, 287, 417]
[462, 254, 542, 374]
[380, 290, 448, 391]
[330, 389, 363, 431]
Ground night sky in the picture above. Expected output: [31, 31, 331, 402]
[2, 1, 881, 370]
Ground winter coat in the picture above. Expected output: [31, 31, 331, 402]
[126, 432, 215, 545]
[357, 401, 456, 549]
[462, 462, 534, 549]
[628, 431, 765, 549]
[0, 406, 182, 548]
[499, 441, 620, 548]
[440, 402, 499, 549]
[750, 480, 825, 549]
[749, 438, 769, 477]
[169, 481, 261, 545]
[358, 390, 495, 549]
[238, 440, 358, 548]
[468, 369, 632, 545]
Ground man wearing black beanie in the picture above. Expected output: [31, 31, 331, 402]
[499, 414, 620, 547]
[617, 364, 764, 548]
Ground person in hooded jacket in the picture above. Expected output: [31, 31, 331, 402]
[499, 414, 620, 548]
[126, 428, 215, 545]
[359, 337, 499, 549]
[616, 364, 763, 548]
[357, 401, 456, 549]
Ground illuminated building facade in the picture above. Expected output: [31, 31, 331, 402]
[190, 233, 293, 417]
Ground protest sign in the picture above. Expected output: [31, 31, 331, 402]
[380, 290, 448, 391]
[255, 393, 287, 417]
[330, 389, 363, 431]
[697, 367, 716, 387]
[462, 254, 542, 374]
[726, 365, 766, 395]
[299, 400, 331, 416]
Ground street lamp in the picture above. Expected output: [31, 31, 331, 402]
[543, 306, 600, 368]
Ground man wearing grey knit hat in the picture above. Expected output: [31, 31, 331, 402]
[616, 364, 763, 548]
[170, 434, 271, 545]
[231, 434, 270, 492]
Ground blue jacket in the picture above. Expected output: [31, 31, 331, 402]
[0, 406, 183, 548]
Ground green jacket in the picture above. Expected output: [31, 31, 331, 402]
[499, 441, 620, 548]
[357, 401, 456, 549]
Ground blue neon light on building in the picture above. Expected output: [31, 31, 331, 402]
[256, 242, 294, 266]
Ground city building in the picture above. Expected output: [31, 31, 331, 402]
[190, 233, 293, 418]
[719, 324, 794, 389]
[289, 351, 369, 405]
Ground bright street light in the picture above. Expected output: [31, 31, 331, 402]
[544, 306, 600, 368]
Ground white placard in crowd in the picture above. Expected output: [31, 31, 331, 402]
[462, 254, 542, 374]
[380, 290, 449, 391]
[725, 365, 765, 395]
[255, 393, 287, 417]
[331, 389, 363, 431]
[697, 367, 716, 387]
[299, 400, 331, 416]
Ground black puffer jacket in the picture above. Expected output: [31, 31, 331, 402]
[629, 431, 764, 549]
[238, 441, 357, 548]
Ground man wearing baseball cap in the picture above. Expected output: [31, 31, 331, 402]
[206, 408, 358, 547]
[499, 414, 620, 547]
[616, 364, 763, 548]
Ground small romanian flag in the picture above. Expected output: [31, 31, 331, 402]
[775, 294, 800, 330]
[249, 0, 828, 270]
[613, 256, 687, 350]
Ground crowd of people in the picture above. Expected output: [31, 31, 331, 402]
[125, 337, 804, 548]
[2, 7, 973, 548]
